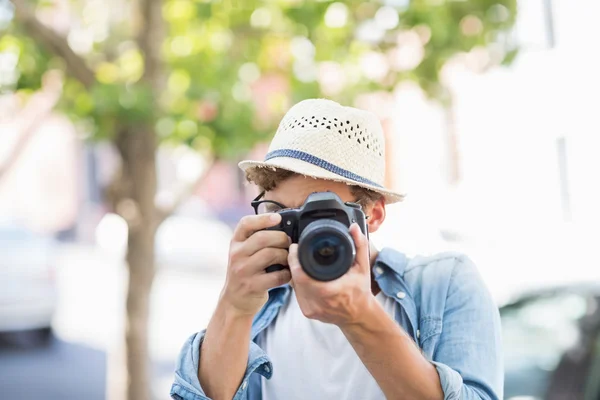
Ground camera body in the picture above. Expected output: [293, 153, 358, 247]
[265, 191, 369, 281]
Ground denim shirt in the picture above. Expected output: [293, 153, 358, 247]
[170, 248, 503, 400]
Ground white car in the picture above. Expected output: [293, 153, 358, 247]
[0, 222, 57, 345]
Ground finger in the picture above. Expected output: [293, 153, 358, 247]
[287, 243, 301, 275]
[349, 223, 370, 273]
[245, 247, 289, 274]
[287, 243, 310, 282]
[233, 213, 281, 241]
[242, 230, 291, 256]
[254, 268, 292, 291]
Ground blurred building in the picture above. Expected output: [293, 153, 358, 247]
[373, 0, 600, 301]
[0, 99, 80, 235]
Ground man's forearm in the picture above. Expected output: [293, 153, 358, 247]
[198, 300, 254, 400]
[339, 296, 444, 400]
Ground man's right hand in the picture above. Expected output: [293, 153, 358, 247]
[199, 213, 290, 399]
[219, 213, 292, 317]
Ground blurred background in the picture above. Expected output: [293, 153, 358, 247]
[1, 0, 599, 399]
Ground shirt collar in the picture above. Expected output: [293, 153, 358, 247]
[374, 247, 409, 276]
[373, 247, 419, 340]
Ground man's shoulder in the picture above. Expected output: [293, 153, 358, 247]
[399, 250, 489, 303]
[377, 247, 477, 281]
[400, 250, 482, 292]
[404, 250, 472, 274]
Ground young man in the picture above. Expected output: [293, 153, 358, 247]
[171, 99, 502, 400]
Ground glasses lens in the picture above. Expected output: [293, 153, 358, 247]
[255, 201, 285, 214]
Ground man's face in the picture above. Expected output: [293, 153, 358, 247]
[264, 175, 386, 234]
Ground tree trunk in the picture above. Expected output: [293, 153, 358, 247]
[122, 0, 164, 396]
[115, 124, 158, 400]
[125, 220, 155, 400]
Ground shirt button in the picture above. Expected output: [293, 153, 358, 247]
[264, 365, 271, 373]
[417, 329, 420, 339]
[396, 291, 406, 299]
[375, 267, 384, 275]
[241, 381, 248, 390]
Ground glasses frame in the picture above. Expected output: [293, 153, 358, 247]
[251, 191, 289, 215]
[250, 191, 369, 219]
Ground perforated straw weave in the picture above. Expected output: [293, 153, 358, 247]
[238, 99, 405, 204]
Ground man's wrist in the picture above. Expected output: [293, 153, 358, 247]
[338, 292, 379, 331]
[216, 298, 257, 326]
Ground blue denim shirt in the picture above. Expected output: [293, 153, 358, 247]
[170, 248, 503, 400]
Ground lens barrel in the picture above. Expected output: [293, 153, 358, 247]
[298, 219, 356, 281]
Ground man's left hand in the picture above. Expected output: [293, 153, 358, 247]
[288, 223, 374, 326]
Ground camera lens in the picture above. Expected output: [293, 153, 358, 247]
[298, 219, 355, 281]
[311, 236, 342, 267]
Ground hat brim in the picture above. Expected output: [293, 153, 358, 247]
[238, 157, 405, 204]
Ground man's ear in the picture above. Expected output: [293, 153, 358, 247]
[366, 198, 386, 234]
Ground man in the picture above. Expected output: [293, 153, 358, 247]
[171, 99, 502, 400]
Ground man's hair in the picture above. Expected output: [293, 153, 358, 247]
[245, 168, 383, 208]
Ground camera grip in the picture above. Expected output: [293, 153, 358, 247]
[265, 264, 286, 273]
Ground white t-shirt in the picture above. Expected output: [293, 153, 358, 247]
[258, 289, 397, 400]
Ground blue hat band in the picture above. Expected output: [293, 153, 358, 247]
[264, 149, 383, 188]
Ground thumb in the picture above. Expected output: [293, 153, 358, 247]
[349, 223, 369, 273]
[287, 243, 302, 276]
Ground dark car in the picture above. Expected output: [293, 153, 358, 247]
[501, 284, 600, 400]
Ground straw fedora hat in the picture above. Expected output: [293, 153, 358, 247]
[238, 98, 405, 204]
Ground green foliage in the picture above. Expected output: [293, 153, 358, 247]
[0, 30, 52, 91]
[3, 0, 517, 159]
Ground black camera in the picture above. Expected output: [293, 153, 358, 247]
[265, 191, 369, 281]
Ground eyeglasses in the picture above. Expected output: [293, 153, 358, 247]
[250, 191, 369, 219]
[251, 191, 290, 215]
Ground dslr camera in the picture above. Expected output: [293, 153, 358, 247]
[265, 191, 369, 281]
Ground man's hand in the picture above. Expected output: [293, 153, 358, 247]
[288, 223, 374, 326]
[220, 213, 292, 317]
[200, 213, 291, 400]
[288, 223, 446, 400]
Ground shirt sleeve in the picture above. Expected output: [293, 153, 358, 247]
[170, 330, 273, 400]
[430, 256, 504, 400]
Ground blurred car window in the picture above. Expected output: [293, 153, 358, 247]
[502, 290, 600, 400]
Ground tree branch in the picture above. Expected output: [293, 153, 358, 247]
[0, 70, 63, 182]
[155, 156, 216, 225]
[12, 0, 96, 89]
